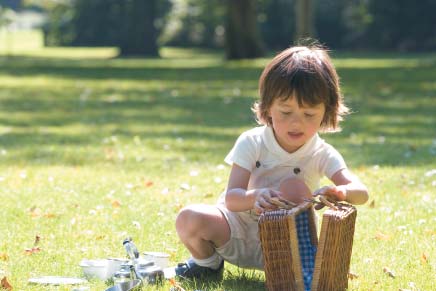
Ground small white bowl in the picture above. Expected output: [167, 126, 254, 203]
[79, 259, 109, 280]
[142, 251, 170, 268]
[106, 258, 128, 278]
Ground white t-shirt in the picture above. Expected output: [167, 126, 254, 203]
[224, 126, 346, 193]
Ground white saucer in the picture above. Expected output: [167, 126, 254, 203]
[28, 276, 87, 285]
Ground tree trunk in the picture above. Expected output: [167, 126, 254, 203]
[225, 0, 264, 59]
[295, 0, 316, 41]
[119, 0, 159, 57]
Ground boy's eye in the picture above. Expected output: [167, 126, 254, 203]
[304, 113, 315, 117]
[281, 111, 291, 115]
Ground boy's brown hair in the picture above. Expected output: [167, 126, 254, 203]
[253, 46, 349, 132]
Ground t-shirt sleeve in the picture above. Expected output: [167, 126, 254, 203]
[318, 145, 347, 179]
[224, 132, 257, 172]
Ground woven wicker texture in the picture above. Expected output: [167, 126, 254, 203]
[259, 203, 317, 291]
[311, 204, 357, 291]
[259, 202, 357, 291]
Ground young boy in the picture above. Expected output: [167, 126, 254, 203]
[174, 45, 369, 279]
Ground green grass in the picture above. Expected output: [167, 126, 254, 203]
[0, 30, 435, 290]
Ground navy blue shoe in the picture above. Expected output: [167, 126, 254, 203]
[175, 258, 224, 280]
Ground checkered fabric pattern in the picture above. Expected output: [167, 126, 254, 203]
[295, 210, 317, 291]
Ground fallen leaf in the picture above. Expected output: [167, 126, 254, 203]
[369, 200, 376, 208]
[0, 253, 8, 261]
[29, 206, 42, 218]
[143, 180, 154, 187]
[383, 266, 395, 278]
[1, 276, 13, 290]
[169, 277, 186, 291]
[111, 200, 121, 208]
[348, 271, 359, 280]
[421, 252, 428, 265]
[24, 247, 41, 255]
[375, 231, 391, 240]
[43, 212, 57, 218]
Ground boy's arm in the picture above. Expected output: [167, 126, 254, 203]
[225, 164, 280, 213]
[315, 168, 369, 205]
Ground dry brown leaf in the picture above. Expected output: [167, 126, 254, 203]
[375, 231, 391, 240]
[143, 180, 154, 187]
[24, 247, 41, 255]
[0, 253, 8, 261]
[421, 252, 428, 265]
[348, 271, 359, 280]
[1, 276, 13, 290]
[43, 212, 57, 218]
[383, 266, 396, 278]
[111, 200, 121, 208]
[169, 278, 186, 291]
[29, 206, 41, 218]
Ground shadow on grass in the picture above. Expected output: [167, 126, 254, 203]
[176, 268, 265, 291]
[0, 51, 435, 167]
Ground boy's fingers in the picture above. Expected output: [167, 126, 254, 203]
[270, 189, 282, 197]
[314, 203, 325, 210]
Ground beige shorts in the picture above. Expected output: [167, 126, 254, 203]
[215, 204, 264, 270]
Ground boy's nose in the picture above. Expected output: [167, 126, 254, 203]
[288, 114, 303, 125]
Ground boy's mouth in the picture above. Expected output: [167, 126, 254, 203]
[287, 131, 304, 138]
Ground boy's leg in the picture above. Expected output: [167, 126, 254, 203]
[175, 204, 230, 278]
[176, 204, 230, 259]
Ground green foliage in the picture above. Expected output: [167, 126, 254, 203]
[38, 0, 436, 52]
[366, 0, 436, 51]
[0, 32, 435, 290]
[161, 0, 226, 48]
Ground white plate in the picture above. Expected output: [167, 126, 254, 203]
[28, 276, 87, 285]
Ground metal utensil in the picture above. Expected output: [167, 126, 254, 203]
[104, 279, 141, 291]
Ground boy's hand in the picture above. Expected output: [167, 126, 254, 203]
[313, 185, 347, 202]
[254, 188, 282, 214]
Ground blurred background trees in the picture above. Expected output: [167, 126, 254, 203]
[7, 0, 436, 58]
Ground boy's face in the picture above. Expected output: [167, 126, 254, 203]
[268, 96, 325, 153]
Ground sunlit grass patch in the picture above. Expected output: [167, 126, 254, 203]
[0, 33, 435, 290]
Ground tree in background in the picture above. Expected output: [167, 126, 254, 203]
[258, 0, 295, 50]
[295, 0, 315, 41]
[160, 0, 225, 48]
[225, 0, 264, 59]
[366, 0, 436, 51]
[36, 0, 436, 54]
[38, 0, 170, 57]
[119, 0, 159, 56]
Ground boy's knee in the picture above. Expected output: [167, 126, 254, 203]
[279, 177, 311, 203]
[176, 206, 203, 232]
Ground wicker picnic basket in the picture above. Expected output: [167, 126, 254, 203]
[259, 201, 357, 291]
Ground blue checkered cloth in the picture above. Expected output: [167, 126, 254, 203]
[295, 210, 317, 291]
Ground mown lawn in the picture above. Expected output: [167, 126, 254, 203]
[0, 30, 435, 291]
